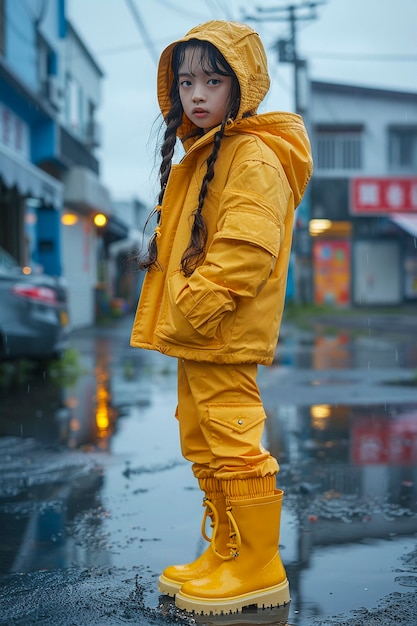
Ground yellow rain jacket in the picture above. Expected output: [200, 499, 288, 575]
[130, 21, 313, 366]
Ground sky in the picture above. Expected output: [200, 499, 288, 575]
[67, 0, 417, 207]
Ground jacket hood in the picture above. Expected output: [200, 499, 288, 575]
[230, 112, 313, 208]
[157, 20, 270, 142]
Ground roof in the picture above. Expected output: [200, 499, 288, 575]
[66, 21, 105, 78]
[311, 80, 417, 102]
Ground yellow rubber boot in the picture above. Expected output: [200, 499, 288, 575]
[158, 477, 230, 596]
[175, 484, 290, 615]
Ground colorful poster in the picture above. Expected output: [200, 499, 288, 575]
[313, 240, 351, 306]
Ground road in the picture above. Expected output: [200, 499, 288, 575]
[0, 311, 417, 625]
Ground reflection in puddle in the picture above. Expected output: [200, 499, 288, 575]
[0, 345, 118, 450]
[262, 398, 417, 623]
[157, 595, 291, 626]
[0, 341, 122, 576]
[0, 322, 417, 624]
[277, 327, 417, 370]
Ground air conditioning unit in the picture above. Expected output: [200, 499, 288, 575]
[86, 120, 101, 148]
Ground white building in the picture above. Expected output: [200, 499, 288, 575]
[58, 23, 114, 328]
[307, 81, 417, 306]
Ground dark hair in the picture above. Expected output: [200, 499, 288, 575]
[138, 40, 240, 276]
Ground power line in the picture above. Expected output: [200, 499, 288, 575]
[85, 41, 417, 63]
[306, 52, 417, 62]
[123, 0, 159, 66]
[92, 41, 166, 57]
[246, 2, 326, 115]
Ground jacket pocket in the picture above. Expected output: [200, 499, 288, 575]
[207, 403, 266, 460]
[156, 271, 225, 350]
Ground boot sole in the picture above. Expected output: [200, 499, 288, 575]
[158, 573, 182, 597]
[175, 579, 290, 615]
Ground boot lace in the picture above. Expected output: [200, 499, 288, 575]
[201, 497, 240, 561]
[225, 505, 241, 558]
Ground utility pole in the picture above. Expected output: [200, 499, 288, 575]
[246, 2, 325, 116]
[246, 2, 325, 304]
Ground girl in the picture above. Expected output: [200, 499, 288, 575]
[130, 20, 312, 615]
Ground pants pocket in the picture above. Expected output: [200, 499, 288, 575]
[207, 403, 266, 463]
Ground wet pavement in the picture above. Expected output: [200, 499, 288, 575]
[1, 311, 417, 625]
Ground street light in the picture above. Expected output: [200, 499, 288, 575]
[94, 213, 107, 227]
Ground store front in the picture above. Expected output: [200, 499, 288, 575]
[310, 176, 417, 307]
[351, 177, 417, 304]
[62, 165, 113, 328]
[0, 139, 62, 272]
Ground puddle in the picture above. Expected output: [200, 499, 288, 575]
[1, 320, 417, 624]
[259, 400, 417, 624]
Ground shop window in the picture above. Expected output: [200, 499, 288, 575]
[388, 126, 417, 172]
[315, 125, 363, 171]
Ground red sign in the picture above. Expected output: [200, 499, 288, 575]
[351, 412, 417, 465]
[351, 177, 417, 215]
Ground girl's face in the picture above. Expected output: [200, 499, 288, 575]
[178, 46, 233, 133]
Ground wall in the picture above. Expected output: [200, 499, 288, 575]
[311, 86, 417, 175]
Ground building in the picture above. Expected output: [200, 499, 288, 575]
[0, 0, 65, 273]
[102, 197, 149, 315]
[307, 80, 417, 306]
[58, 20, 120, 327]
[0, 0, 128, 329]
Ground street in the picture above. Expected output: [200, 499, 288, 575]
[1, 311, 417, 626]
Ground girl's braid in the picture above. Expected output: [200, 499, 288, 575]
[180, 119, 226, 276]
[158, 90, 183, 204]
[137, 90, 183, 271]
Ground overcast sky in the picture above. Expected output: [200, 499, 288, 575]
[67, 0, 417, 207]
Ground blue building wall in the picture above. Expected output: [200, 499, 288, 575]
[5, 0, 65, 88]
[37, 207, 62, 275]
[5, 0, 38, 90]
[4, 0, 62, 164]
[1, 0, 67, 276]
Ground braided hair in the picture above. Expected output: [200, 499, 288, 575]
[138, 40, 240, 276]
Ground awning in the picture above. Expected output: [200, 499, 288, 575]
[63, 165, 112, 214]
[0, 142, 62, 209]
[103, 215, 129, 247]
[108, 228, 147, 257]
[390, 214, 417, 238]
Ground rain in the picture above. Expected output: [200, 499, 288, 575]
[1, 310, 417, 625]
[1, 1, 417, 624]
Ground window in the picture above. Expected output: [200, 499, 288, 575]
[315, 125, 363, 171]
[37, 33, 60, 108]
[65, 73, 84, 135]
[389, 126, 417, 172]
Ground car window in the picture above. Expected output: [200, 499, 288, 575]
[0, 247, 19, 271]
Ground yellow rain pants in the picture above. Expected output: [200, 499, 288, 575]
[176, 359, 279, 481]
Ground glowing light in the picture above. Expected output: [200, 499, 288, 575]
[25, 213, 38, 225]
[311, 404, 331, 419]
[94, 213, 107, 227]
[65, 397, 79, 409]
[311, 404, 331, 430]
[22, 266, 32, 275]
[96, 406, 110, 430]
[61, 213, 79, 226]
[309, 219, 332, 236]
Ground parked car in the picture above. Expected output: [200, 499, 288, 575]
[0, 246, 69, 361]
